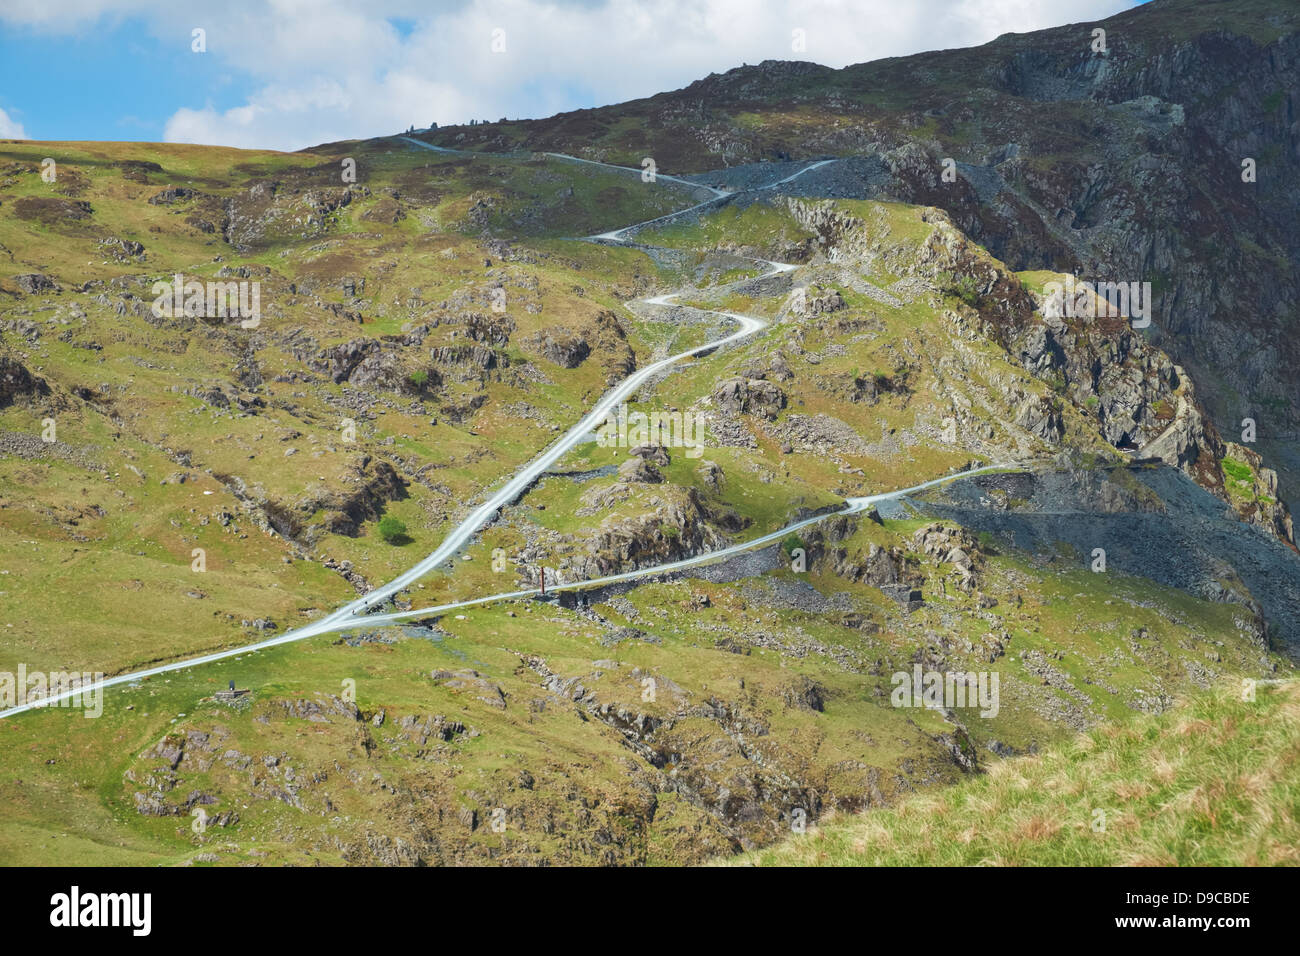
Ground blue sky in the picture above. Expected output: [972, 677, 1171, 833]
[0, 19, 256, 142]
[0, 0, 1147, 151]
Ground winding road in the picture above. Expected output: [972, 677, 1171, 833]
[0, 141, 1014, 719]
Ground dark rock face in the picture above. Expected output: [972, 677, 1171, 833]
[526, 327, 591, 368]
[793, 197, 1293, 544]
[481, 0, 1300, 498]
[0, 356, 51, 408]
[921, 466, 1300, 650]
[617, 456, 663, 483]
[1013, 393, 1064, 445]
[148, 187, 199, 205]
[428, 344, 499, 371]
[523, 310, 632, 382]
[253, 456, 409, 544]
[831, 541, 925, 610]
[1015, 309, 1197, 462]
[312, 339, 382, 384]
[319, 459, 409, 538]
[780, 676, 827, 712]
[462, 312, 514, 347]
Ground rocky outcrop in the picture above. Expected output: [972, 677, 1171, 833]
[912, 522, 983, 592]
[794, 285, 845, 316]
[1013, 392, 1064, 444]
[320, 458, 408, 538]
[617, 455, 663, 483]
[1220, 441, 1294, 545]
[248, 455, 408, 543]
[12, 273, 59, 295]
[831, 542, 924, 609]
[570, 487, 747, 579]
[148, 187, 199, 205]
[0, 356, 51, 408]
[712, 376, 786, 419]
[310, 338, 438, 394]
[525, 327, 591, 368]
[428, 344, 500, 373]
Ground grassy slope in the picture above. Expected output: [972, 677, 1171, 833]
[727, 680, 1300, 866]
[1, 135, 1294, 866]
[0, 137, 699, 676]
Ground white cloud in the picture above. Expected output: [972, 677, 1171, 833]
[0, 106, 28, 139]
[2, 0, 1133, 151]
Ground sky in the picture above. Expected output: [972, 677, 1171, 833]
[0, 0, 1148, 152]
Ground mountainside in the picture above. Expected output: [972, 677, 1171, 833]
[728, 678, 1300, 866]
[433, 0, 1300, 502]
[1, 0, 1298, 867]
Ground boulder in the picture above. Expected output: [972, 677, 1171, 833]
[712, 377, 786, 419]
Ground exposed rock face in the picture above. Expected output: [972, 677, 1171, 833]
[462, 312, 514, 347]
[913, 522, 983, 592]
[312, 339, 384, 385]
[791, 195, 1292, 543]
[148, 187, 199, 205]
[1013, 393, 1064, 444]
[428, 344, 499, 373]
[831, 542, 924, 609]
[921, 465, 1300, 646]
[618, 456, 663, 483]
[774, 413, 871, 456]
[571, 487, 747, 579]
[1220, 441, 1294, 545]
[696, 460, 724, 489]
[253, 456, 408, 543]
[0, 356, 51, 408]
[1015, 306, 1204, 463]
[525, 327, 591, 368]
[309, 338, 437, 393]
[96, 237, 146, 261]
[321, 458, 408, 538]
[586, 310, 636, 385]
[629, 444, 671, 466]
[712, 376, 786, 419]
[780, 675, 827, 712]
[13, 273, 58, 295]
[470, 0, 1300, 501]
[795, 286, 845, 316]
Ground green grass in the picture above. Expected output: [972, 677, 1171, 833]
[1221, 456, 1253, 483]
[726, 680, 1300, 866]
